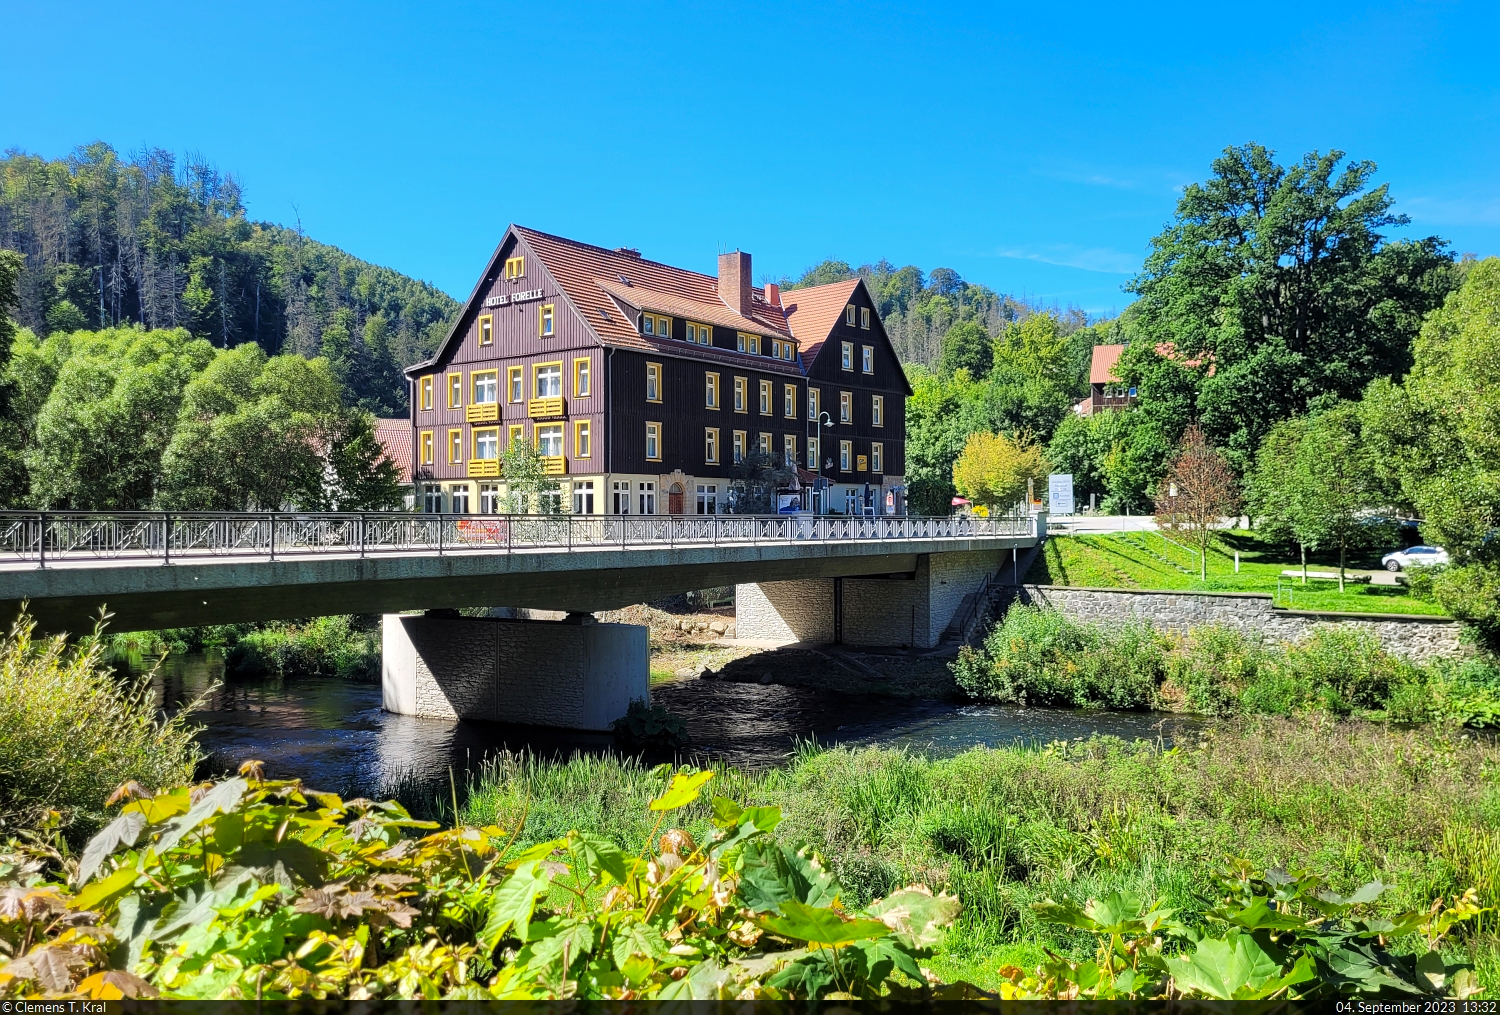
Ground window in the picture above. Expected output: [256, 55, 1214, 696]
[508, 366, 523, 402]
[536, 423, 563, 458]
[840, 391, 852, 423]
[784, 383, 796, 418]
[539, 304, 555, 337]
[871, 442, 883, 472]
[646, 362, 661, 402]
[841, 342, 854, 370]
[772, 339, 783, 359]
[574, 420, 591, 458]
[479, 483, 502, 514]
[423, 483, 442, 513]
[507, 423, 524, 449]
[688, 321, 712, 345]
[783, 434, 796, 467]
[784, 341, 796, 361]
[733, 430, 746, 463]
[641, 313, 670, 338]
[860, 307, 870, 329]
[737, 332, 760, 355]
[695, 484, 718, 514]
[449, 484, 470, 514]
[612, 480, 631, 514]
[472, 370, 498, 405]
[642, 315, 654, 336]
[704, 427, 719, 464]
[448, 428, 463, 464]
[759, 379, 772, 414]
[845, 304, 856, 326]
[839, 440, 852, 471]
[862, 345, 874, 373]
[645, 422, 662, 461]
[534, 363, 562, 398]
[447, 373, 463, 409]
[872, 394, 884, 427]
[808, 387, 820, 420]
[758, 432, 771, 456]
[734, 376, 747, 411]
[638, 481, 656, 515]
[478, 314, 493, 346]
[807, 436, 819, 469]
[420, 430, 434, 465]
[573, 480, 595, 515]
[419, 376, 434, 411]
[574, 358, 591, 397]
[473, 427, 499, 461]
[504, 256, 525, 280]
[705, 372, 720, 409]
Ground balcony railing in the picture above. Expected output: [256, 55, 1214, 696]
[0, 511, 1035, 567]
[541, 456, 567, 475]
[466, 459, 501, 478]
[527, 396, 563, 419]
[466, 402, 499, 423]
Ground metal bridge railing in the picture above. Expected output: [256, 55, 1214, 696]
[0, 511, 1036, 568]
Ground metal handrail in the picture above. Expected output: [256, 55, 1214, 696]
[0, 510, 1036, 567]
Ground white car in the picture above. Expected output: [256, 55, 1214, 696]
[1381, 546, 1449, 571]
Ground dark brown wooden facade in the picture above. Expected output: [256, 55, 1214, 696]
[405, 225, 911, 514]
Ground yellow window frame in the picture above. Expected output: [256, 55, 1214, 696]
[841, 342, 854, 370]
[872, 394, 884, 426]
[734, 376, 747, 412]
[845, 304, 856, 325]
[504, 256, 525, 280]
[758, 432, 771, 455]
[533, 360, 564, 399]
[645, 421, 662, 462]
[507, 366, 524, 402]
[478, 314, 494, 346]
[539, 303, 556, 337]
[689, 320, 712, 346]
[861, 307, 871, 329]
[705, 371, 720, 409]
[733, 430, 746, 462]
[705, 427, 719, 464]
[862, 345, 874, 373]
[447, 372, 463, 409]
[759, 379, 772, 415]
[646, 362, 662, 403]
[507, 423, 525, 449]
[839, 440, 852, 470]
[574, 419, 591, 458]
[872, 442, 884, 472]
[840, 390, 852, 423]
[784, 383, 796, 418]
[472, 426, 500, 460]
[783, 433, 796, 464]
[419, 429, 434, 465]
[448, 428, 464, 464]
[808, 387, 820, 420]
[573, 357, 591, 397]
[471, 369, 498, 404]
[419, 376, 434, 411]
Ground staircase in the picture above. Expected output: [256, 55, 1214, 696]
[941, 541, 1047, 648]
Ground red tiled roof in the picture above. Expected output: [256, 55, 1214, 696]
[780, 278, 861, 365]
[373, 418, 413, 484]
[595, 278, 793, 340]
[1089, 343, 1125, 384]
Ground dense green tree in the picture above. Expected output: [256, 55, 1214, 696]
[951, 431, 1047, 513]
[0, 250, 27, 504]
[726, 448, 794, 514]
[1128, 143, 1458, 470]
[501, 437, 562, 514]
[903, 367, 994, 515]
[0, 144, 458, 411]
[986, 312, 1078, 437]
[1363, 258, 1500, 636]
[938, 320, 992, 377]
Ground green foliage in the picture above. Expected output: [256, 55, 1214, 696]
[938, 320, 991, 377]
[0, 144, 458, 414]
[0, 766, 958, 1000]
[0, 612, 200, 840]
[950, 430, 1046, 512]
[1128, 142, 1458, 472]
[225, 616, 381, 682]
[610, 700, 691, 752]
[903, 367, 995, 515]
[726, 448, 794, 515]
[499, 437, 561, 514]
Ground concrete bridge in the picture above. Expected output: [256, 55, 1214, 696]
[1, 510, 1040, 729]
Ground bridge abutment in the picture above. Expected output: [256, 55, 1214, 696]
[735, 549, 1002, 649]
[381, 613, 648, 730]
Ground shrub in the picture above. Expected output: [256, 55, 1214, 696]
[0, 612, 200, 839]
[610, 699, 691, 752]
[1163, 626, 1269, 716]
[1275, 627, 1410, 714]
[226, 615, 380, 681]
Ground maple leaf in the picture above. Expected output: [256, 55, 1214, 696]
[3, 944, 90, 991]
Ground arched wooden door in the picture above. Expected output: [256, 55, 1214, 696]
[667, 482, 685, 514]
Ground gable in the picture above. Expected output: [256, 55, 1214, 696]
[784, 277, 912, 395]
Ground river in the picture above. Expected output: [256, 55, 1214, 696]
[142, 652, 1208, 792]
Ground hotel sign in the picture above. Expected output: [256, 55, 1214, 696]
[482, 289, 544, 308]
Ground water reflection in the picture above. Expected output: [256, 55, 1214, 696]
[146, 654, 1209, 791]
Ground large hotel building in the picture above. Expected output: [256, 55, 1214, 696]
[405, 225, 909, 515]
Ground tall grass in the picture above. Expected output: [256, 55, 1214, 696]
[443, 721, 1500, 993]
[0, 612, 202, 839]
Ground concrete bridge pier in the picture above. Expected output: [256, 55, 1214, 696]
[735, 549, 1003, 649]
[381, 612, 648, 730]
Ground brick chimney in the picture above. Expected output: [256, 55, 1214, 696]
[718, 250, 751, 315]
[764, 282, 781, 308]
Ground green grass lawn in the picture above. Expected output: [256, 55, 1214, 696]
[1028, 529, 1447, 617]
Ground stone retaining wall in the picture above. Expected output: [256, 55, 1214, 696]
[1013, 585, 1465, 661]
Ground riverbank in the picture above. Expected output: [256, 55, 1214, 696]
[432, 720, 1500, 995]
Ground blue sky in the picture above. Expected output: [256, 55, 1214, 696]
[8, 1, 1498, 315]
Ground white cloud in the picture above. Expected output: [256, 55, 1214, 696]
[987, 244, 1139, 275]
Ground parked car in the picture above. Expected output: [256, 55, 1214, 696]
[1381, 545, 1449, 571]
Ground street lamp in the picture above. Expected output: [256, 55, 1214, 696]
[814, 411, 834, 515]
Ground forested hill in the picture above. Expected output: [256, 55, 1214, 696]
[780, 259, 1089, 369]
[0, 143, 459, 414]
